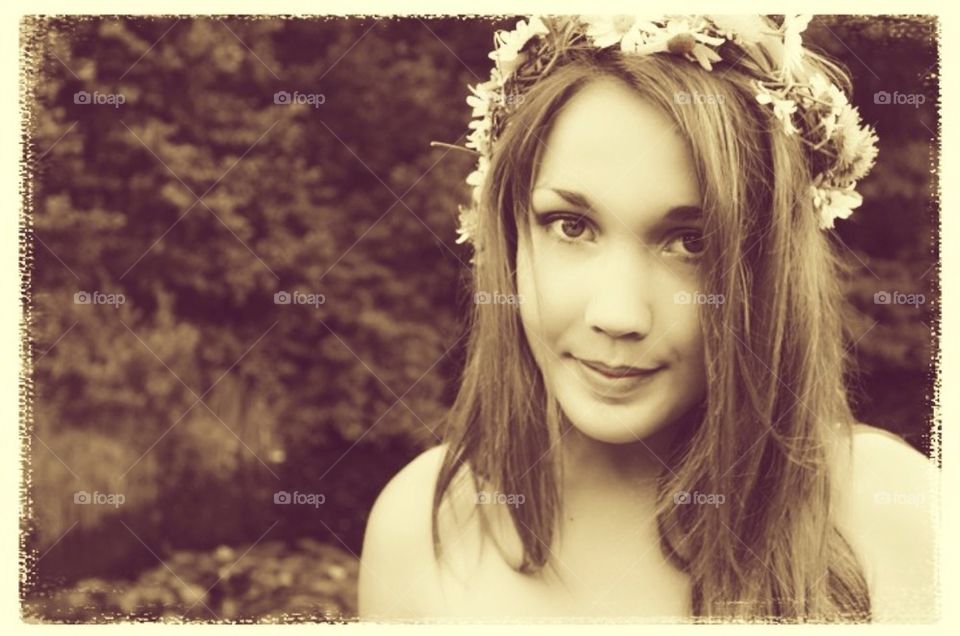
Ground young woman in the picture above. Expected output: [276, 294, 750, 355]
[358, 15, 937, 622]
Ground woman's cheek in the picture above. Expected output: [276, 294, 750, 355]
[535, 252, 588, 330]
[516, 241, 543, 338]
[669, 285, 702, 338]
[670, 296, 707, 386]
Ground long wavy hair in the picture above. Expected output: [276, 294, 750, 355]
[432, 28, 870, 622]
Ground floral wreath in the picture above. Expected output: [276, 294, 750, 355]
[434, 15, 880, 257]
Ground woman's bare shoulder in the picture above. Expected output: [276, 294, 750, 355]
[833, 422, 938, 622]
[843, 423, 935, 501]
[357, 444, 450, 619]
[357, 444, 488, 619]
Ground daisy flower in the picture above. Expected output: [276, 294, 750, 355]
[706, 15, 768, 45]
[455, 204, 479, 245]
[813, 185, 863, 229]
[756, 85, 799, 135]
[625, 17, 725, 70]
[466, 81, 497, 118]
[806, 72, 848, 139]
[489, 17, 549, 77]
[781, 14, 812, 77]
[584, 15, 639, 48]
[466, 155, 490, 189]
[448, 14, 880, 250]
[465, 116, 491, 152]
[831, 103, 880, 184]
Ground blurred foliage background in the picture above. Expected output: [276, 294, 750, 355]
[20, 15, 937, 623]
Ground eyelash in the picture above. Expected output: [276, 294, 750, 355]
[534, 212, 706, 261]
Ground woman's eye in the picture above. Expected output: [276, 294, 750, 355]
[666, 230, 706, 259]
[539, 213, 596, 243]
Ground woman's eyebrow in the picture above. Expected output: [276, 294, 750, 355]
[537, 187, 593, 210]
[660, 205, 704, 224]
[532, 187, 703, 223]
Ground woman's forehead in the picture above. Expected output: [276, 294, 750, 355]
[532, 80, 701, 219]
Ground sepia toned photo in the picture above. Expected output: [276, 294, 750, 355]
[20, 12, 940, 624]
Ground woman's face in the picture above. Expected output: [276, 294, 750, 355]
[517, 78, 708, 445]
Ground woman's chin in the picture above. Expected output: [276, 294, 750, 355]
[560, 401, 672, 445]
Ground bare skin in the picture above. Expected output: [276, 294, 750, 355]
[424, 422, 693, 620]
[357, 79, 936, 625]
[358, 422, 937, 621]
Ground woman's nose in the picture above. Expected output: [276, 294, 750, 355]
[583, 248, 654, 340]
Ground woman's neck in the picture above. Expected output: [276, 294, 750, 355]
[557, 419, 684, 499]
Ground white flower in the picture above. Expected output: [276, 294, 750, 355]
[465, 116, 491, 152]
[454, 14, 880, 243]
[781, 14, 812, 76]
[618, 24, 649, 53]
[581, 14, 662, 50]
[489, 17, 549, 77]
[813, 185, 863, 229]
[756, 87, 799, 135]
[458, 156, 488, 245]
[687, 40, 723, 71]
[466, 81, 497, 118]
[624, 17, 725, 70]
[455, 204, 479, 245]
[465, 79, 498, 154]
[706, 15, 768, 45]
[831, 102, 880, 183]
[808, 72, 829, 97]
[466, 156, 489, 189]
[807, 72, 848, 138]
[584, 15, 638, 48]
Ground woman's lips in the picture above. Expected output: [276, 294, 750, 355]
[572, 356, 664, 398]
[577, 358, 662, 378]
